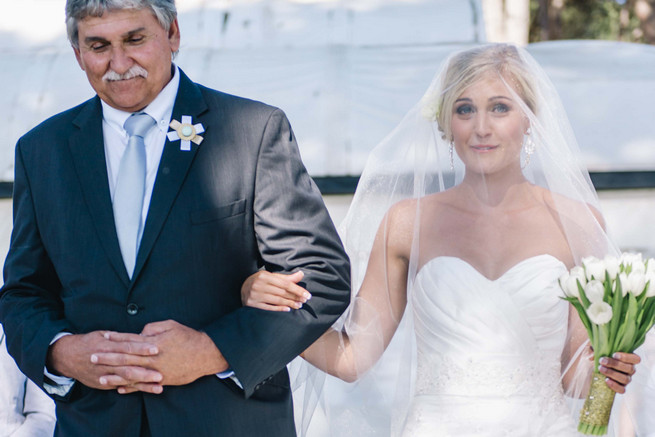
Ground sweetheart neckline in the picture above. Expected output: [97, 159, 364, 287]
[416, 254, 566, 282]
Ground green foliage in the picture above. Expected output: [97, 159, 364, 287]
[530, 0, 644, 43]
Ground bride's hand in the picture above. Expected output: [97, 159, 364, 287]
[597, 352, 641, 394]
[241, 270, 311, 312]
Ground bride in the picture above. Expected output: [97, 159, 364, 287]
[241, 44, 643, 435]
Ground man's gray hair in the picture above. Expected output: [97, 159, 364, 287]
[66, 0, 177, 48]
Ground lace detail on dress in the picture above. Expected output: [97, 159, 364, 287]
[414, 352, 563, 401]
[403, 353, 574, 436]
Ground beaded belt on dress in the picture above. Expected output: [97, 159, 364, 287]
[414, 353, 563, 399]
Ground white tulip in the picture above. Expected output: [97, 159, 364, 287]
[586, 302, 613, 325]
[583, 257, 606, 281]
[646, 259, 655, 275]
[625, 271, 647, 297]
[584, 280, 605, 303]
[570, 266, 587, 288]
[559, 272, 580, 298]
[618, 273, 629, 297]
[603, 255, 620, 281]
[646, 273, 655, 298]
[621, 252, 643, 268]
[632, 261, 646, 276]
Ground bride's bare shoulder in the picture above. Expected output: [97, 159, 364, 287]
[385, 191, 454, 229]
[385, 198, 418, 231]
[382, 193, 451, 257]
[536, 186, 606, 228]
[387, 190, 454, 215]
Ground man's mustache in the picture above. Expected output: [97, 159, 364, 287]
[103, 65, 149, 82]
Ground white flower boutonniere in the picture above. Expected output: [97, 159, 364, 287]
[167, 115, 205, 151]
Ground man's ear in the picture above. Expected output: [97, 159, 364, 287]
[168, 19, 181, 53]
[73, 46, 86, 71]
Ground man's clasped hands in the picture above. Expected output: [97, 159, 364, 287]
[47, 320, 228, 395]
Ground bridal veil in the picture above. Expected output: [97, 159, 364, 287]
[291, 43, 650, 436]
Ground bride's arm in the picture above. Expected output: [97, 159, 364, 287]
[560, 306, 593, 395]
[242, 205, 412, 382]
[561, 305, 640, 396]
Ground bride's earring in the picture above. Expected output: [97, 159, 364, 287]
[449, 141, 454, 170]
[522, 128, 535, 168]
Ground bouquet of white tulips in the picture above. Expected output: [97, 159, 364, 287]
[559, 253, 655, 435]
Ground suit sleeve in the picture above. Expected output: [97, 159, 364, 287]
[204, 109, 351, 397]
[0, 140, 71, 390]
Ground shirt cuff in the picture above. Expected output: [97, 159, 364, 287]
[44, 333, 75, 396]
[217, 369, 243, 389]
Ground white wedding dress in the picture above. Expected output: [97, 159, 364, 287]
[402, 254, 579, 436]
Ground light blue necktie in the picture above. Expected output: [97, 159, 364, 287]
[114, 112, 155, 278]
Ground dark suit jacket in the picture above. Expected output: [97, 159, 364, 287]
[0, 69, 350, 437]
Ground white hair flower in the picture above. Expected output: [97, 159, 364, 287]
[420, 97, 440, 121]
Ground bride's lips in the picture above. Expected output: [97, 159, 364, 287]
[470, 145, 498, 152]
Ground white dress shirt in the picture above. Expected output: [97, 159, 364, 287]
[1, 325, 55, 437]
[101, 66, 180, 220]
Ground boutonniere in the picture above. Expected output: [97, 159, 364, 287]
[167, 115, 205, 151]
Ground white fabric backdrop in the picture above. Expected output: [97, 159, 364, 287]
[2, 2, 654, 179]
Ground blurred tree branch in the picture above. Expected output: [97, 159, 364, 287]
[530, 0, 654, 44]
[634, 0, 655, 43]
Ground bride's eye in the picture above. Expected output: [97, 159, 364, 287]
[455, 104, 474, 116]
[491, 103, 510, 113]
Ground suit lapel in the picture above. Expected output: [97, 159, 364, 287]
[132, 71, 208, 282]
[68, 97, 131, 287]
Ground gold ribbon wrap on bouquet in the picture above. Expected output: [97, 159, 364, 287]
[578, 370, 616, 435]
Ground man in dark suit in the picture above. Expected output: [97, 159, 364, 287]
[0, 1, 350, 435]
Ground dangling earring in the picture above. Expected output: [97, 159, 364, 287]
[449, 141, 454, 170]
[522, 128, 535, 168]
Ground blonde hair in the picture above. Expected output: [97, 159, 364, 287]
[435, 44, 537, 140]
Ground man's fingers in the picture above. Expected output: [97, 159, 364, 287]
[92, 352, 154, 367]
[117, 383, 164, 395]
[98, 366, 163, 386]
[117, 385, 140, 394]
[100, 335, 159, 356]
[141, 319, 178, 337]
[104, 331, 146, 343]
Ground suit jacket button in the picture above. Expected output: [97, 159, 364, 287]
[126, 303, 139, 316]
